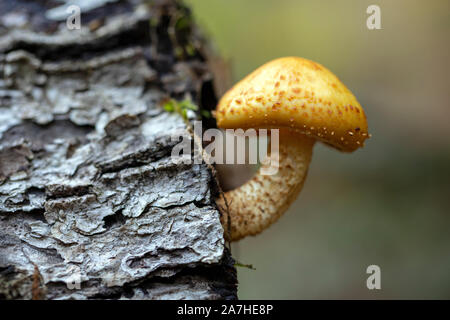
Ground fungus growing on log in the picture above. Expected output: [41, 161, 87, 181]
[216, 57, 370, 241]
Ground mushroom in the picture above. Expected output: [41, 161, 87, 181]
[215, 57, 369, 241]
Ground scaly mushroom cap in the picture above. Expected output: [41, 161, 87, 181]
[216, 57, 369, 152]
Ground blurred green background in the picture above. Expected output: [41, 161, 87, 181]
[185, 0, 450, 299]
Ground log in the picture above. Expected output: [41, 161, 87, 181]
[0, 0, 236, 300]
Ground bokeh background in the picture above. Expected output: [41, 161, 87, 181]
[185, 0, 450, 299]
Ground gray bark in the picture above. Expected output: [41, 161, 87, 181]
[0, 0, 236, 300]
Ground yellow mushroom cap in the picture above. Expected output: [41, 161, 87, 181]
[216, 57, 369, 152]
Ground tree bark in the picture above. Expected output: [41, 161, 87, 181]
[0, 0, 236, 300]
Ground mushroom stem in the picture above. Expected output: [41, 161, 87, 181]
[216, 129, 315, 241]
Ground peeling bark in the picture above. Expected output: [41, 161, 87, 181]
[0, 0, 236, 300]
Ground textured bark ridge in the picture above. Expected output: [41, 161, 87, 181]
[0, 0, 236, 299]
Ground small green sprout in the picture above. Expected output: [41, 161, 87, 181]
[162, 98, 199, 121]
[179, 100, 198, 111]
[162, 98, 212, 121]
[234, 261, 256, 270]
[163, 100, 175, 112]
